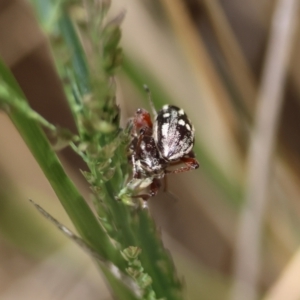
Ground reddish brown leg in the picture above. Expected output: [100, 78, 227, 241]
[131, 178, 161, 201]
[166, 152, 199, 174]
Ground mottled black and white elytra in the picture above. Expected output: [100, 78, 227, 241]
[154, 105, 195, 161]
[121, 86, 199, 202]
[131, 135, 166, 175]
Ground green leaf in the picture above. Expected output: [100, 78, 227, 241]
[0, 58, 118, 264]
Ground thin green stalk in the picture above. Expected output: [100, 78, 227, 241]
[4, 0, 189, 298]
[0, 60, 117, 263]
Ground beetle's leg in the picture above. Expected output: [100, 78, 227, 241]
[166, 151, 199, 174]
[143, 85, 157, 120]
[131, 153, 139, 178]
[131, 178, 161, 201]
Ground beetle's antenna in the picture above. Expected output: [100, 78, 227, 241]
[143, 84, 157, 119]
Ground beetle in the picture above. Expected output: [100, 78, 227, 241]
[120, 86, 199, 202]
[153, 104, 199, 174]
